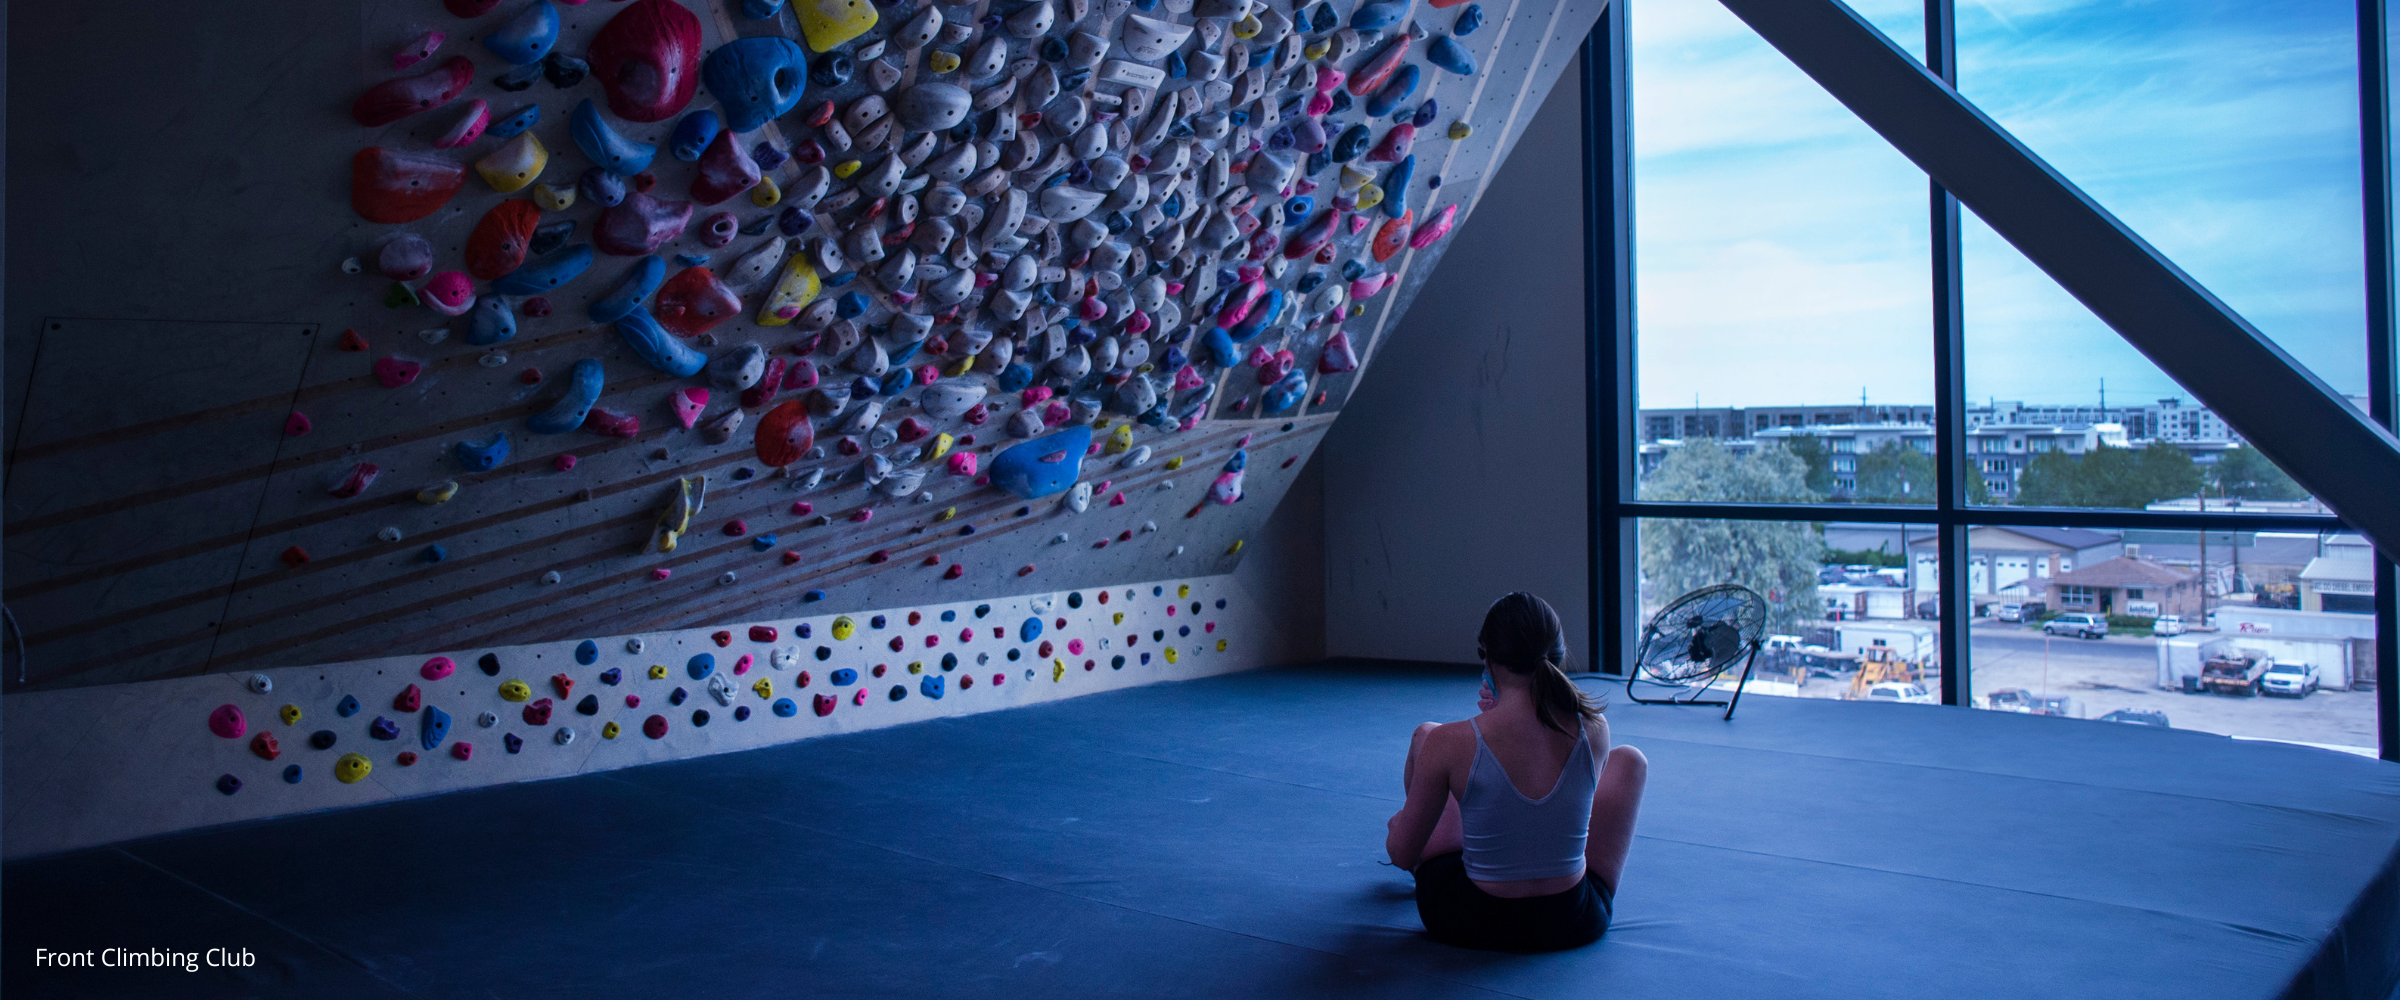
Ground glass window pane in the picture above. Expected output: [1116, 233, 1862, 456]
[1966, 526, 2379, 754]
[1638, 518, 1944, 706]
[1631, 0, 1932, 504]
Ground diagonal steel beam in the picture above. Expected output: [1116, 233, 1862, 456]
[1714, 0, 2400, 560]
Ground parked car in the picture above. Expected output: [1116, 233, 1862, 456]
[2043, 612, 2110, 639]
[2201, 654, 2271, 697]
[1863, 681, 1937, 704]
[1994, 601, 2047, 623]
[2151, 615, 2189, 636]
[2260, 660, 2319, 698]
[1788, 647, 1863, 678]
[2098, 709, 2171, 728]
[1915, 598, 1939, 619]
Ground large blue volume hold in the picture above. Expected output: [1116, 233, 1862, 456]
[590, 255, 667, 323]
[527, 359, 606, 434]
[1227, 290, 1282, 342]
[988, 425, 1093, 500]
[484, 1, 560, 64]
[490, 244, 595, 296]
[571, 98, 658, 176]
[1364, 65, 1421, 118]
[615, 306, 708, 377]
[702, 36, 810, 134]
[1427, 36, 1478, 76]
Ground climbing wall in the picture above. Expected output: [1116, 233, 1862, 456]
[4, 0, 1599, 693]
[1, 576, 1275, 857]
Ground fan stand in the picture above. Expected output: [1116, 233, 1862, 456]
[1625, 641, 1764, 721]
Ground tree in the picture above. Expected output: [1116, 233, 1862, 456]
[1854, 441, 1935, 503]
[2210, 446, 2307, 501]
[2013, 442, 2202, 509]
[1781, 434, 1834, 496]
[1640, 439, 1824, 632]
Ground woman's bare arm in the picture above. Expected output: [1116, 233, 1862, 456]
[1385, 724, 1459, 870]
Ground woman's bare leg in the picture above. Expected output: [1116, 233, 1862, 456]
[1403, 723, 1466, 863]
[1584, 745, 1648, 895]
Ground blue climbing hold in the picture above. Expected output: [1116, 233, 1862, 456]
[528, 358, 606, 434]
[810, 51, 853, 88]
[1285, 195, 1314, 218]
[283, 764, 304, 784]
[836, 290, 871, 318]
[1427, 36, 1478, 76]
[975, 604, 991, 617]
[217, 774, 242, 795]
[466, 296, 517, 347]
[571, 98, 658, 175]
[615, 306, 709, 378]
[751, 533, 778, 551]
[878, 369, 912, 397]
[485, 1, 560, 65]
[778, 206, 813, 236]
[672, 109, 723, 162]
[688, 653, 716, 680]
[369, 716, 400, 740]
[989, 425, 1093, 500]
[1264, 370, 1308, 412]
[887, 339, 922, 367]
[734, 705, 751, 721]
[1202, 327, 1239, 367]
[455, 432, 511, 471]
[1350, 0, 1408, 30]
[1383, 156, 1416, 218]
[869, 615, 887, 629]
[754, 142, 789, 170]
[580, 167, 628, 208]
[797, 624, 813, 638]
[1225, 449, 1248, 473]
[489, 104, 542, 140]
[1019, 617, 1043, 643]
[1412, 99, 1439, 129]
[920, 674, 944, 699]
[490, 243, 594, 296]
[590, 255, 668, 323]
[423, 544, 448, 563]
[576, 639, 599, 665]
[888, 685, 907, 702]
[670, 687, 689, 705]
[941, 611, 956, 622]
[1332, 123, 1372, 162]
[1112, 655, 1125, 669]
[1365, 65, 1421, 117]
[742, 0, 786, 16]
[702, 35, 810, 134]
[577, 694, 600, 715]
[600, 667, 622, 685]
[336, 695, 360, 717]
[1165, 49, 1185, 78]
[1454, 4, 1484, 35]
[996, 362, 1035, 393]
[941, 652, 958, 670]
[823, 270, 856, 288]
[831, 667, 858, 685]
[804, 590, 826, 602]
[421, 705, 452, 750]
[772, 697, 798, 717]
[675, 253, 710, 267]
[1162, 346, 1188, 371]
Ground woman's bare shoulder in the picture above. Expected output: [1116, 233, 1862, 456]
[1420, 719, 1479, 763]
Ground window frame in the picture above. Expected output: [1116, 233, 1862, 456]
[1581, 0, 2400, 760]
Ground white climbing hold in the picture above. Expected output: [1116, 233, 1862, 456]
[478, 711, 499, 727]
[480, 351, 511, 368]
[719, 571, 738, 585]
[626, 638, 645, 653]
[378, 526, 405, 543]
[419, 327, 450, 345]
[541, 570, 563, 585]
[1054, 532, 1071, 543]
[247, 673, 274, 694]
[555, 726, 576, 745]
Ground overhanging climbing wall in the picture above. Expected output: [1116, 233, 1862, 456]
[3, 0, 1600, 693]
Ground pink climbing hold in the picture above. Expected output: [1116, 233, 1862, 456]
[1173, 365, 1204, 391]
[421, 271, 476, 316]
[671, 387, 709, 429]
[329, 462, 381, 499]
[394, 30, 445, 71]
[1022, 386, 1054, 406]
[1078, 295, 1108, 322]
[351, 55, 474, 127]
[946, 452, 977, 477]
[1215, 281, 1268, 329]
[555, 454, 579, 472]
[1409, 205, 1460, 250]
[1109, 492, 1127, 506]
[628, 694, 643, 708]
[852, 508, 873, 523]
[589, 0, 704, 122]
[690, 129, 762, 205]
[725, 520, 748, 536]
[1368, 124, 1416, 163]
[963, 403, 990, 425]
[1348, 214, 1371, 235]
[791, 501, 814, 515]
[652, 567, 673, 580]
[421, 656, 457, 680]
[734, 654, 753, 674]
[944, 564, 965, 580]
[584, 409, 641, 438]
[434, 99, 492, 149]
[814, 694, 836, 716]
[1319, 331, 1359, 374]
[1256, 350, 1296, 385]
[852, 687, 868, 706]
[896, 417, 929, 443]
[596, 192, 696, 256]
[783, 361, 818, 391]
[395, 684, 422, 712]
[452, 741, 474, 760]
[1042, 400, 1070, 426]
[1125, 310, 1153, 337]
[1245, 346, 1273, 369]
[914, 364, 939, 387]
[285, 412, 313, 436]
[207, 704, 247, 739]
[655, 267, 741, 337]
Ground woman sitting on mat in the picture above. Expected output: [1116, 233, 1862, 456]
[1385, 592, 1649, 952]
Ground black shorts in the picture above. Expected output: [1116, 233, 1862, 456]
[1412, 852, 1612, 952]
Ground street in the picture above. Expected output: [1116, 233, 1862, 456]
[1747, 621, 2380, 752]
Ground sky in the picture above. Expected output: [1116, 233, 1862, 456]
[1629, 0, 2372, 410]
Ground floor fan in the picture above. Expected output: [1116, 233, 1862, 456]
[1628, 584, 1768, 720]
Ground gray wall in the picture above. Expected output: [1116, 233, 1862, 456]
[1322, 59, 1591, 669]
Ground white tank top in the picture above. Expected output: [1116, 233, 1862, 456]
[1459, 719, 1597, 882]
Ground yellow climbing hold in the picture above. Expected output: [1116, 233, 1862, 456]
[417, 481, 460, 505]
[907, 661, 923, 674]
[1350, 303, 1366, 316]
[649, 664, 669, 680]
[833, 159, 862, 179]
[1355, 183, 1385, 212]
[757, 256, 822, 327]
[1164, 647, 1180, 664]
[1052, 660, 1066, 681]
[499, 679, 532, 702]
[533, 181, 577, 212]
[279, 704, 302, 725]
[1448, 121, 1473, 140]
[930, 433, 954, 460]
[946, 355, 975, 377]
[832, 616, 856, 640]
[750, 174, 782, 208]
[753, 677, 774, 699]
[1227, 540, 1245, 555]
[798, 0, 879, 53]
[1105, 424, 1135, 454]
[1216, 639, 1228, 652]
[1305, 39, 1331, 60]
[1232, 13, 1261, 37]
[1113, 612, 1125, 624]
[928, 50, 960, 73]
[602, 721, 622, 739]
[1177, 584, 1190, 598]
[475, 132, 548, 193]
[335, 752, 373, 783]
[1165, 456, 1185, 471]
[936, 506, 957, 522]
[651, 475, 707, 553]
[1340, 163, 1373, 192]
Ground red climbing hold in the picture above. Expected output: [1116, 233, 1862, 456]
[782, 551, 803, 565]
[652, 568, 673, 580]
[922, 554, 942, 566]
[398, 751, 419, 766]
[813, 694, 836, 716]
[520, 368, 544, 385]
[466, 199, 542, 280]
[452, 741, 474, 760]
[351, 148, 467, 224]
[791, 501, 814, 516]
[279, 546, 311, 568]
[887, 636, 905, 652]
[329, 462, 381, 499]
[713, 630, 733, 647]
[374, 356, 423, 388]
[251, 731, 281, 760]
[395, 684, 422, 712]
[644, 713, 671, 738]
[852, 509, 874, 523]
[754, 399, 815, 468]
[724, 520, 749, 537]
[351, 56, 474, 126]
[551, 674, 574, 699]
[627, 694, 642, 708]
[555, 454, 579, 472]
[868, 550, 890, 564]
[655, 266, 742, 337]
[1018, 564, 1036, 577]
[749, 625, 778, 642]
[286, 412, 313, 436]
[584, 409, 640, 438]
[589, 0, 704, 123]
[523, 698, 554, 725]
[797, 671, 811, 687]
[339, 328, 369, 352]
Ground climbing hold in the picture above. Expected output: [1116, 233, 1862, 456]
[452, 741, 474, 760]
[454, 432, 511, 471]
[691, 130, 762, 205]
[644, 714, 671, 738]
[466, 200, 542, 281]
[596, 192, 694, 256]
[796, 0, 878, 52]
[250, 731, 281, 761]
[337, 695, 361, 718]
[484, 1, 561, 64]
[421, 705, 452, 750]
[703, 36, 810, 133]
[1427, 35, 1478, 76]
[577, 694, 600, 715]
[491, 244, 595, 296]
[394, 684, 423, 713]
[528, 359, 605, 434]
[603, 721, 623, 739]
[283, 764, 304, 784]
[688, 653, 717, 679]
[1350, 0, 1408, 30]
[492, 104, 544, 141]
[499, 679, 532, 702]
[369, 716, 401, 740]
[334, 752, 373, 783]
[207, 704, 247, 739]
[478, 711, 499, 728]
[474, 133, 550, 193]
[504, 733, 525, 753]
[551, 674, 575, 699]
[654, 266, 742, 336]
[988, 425, 1093, 499]
[572, 98, 659, 176]
[523, 698, 555, 725]
[556, 726, 577, 745]
[351, 148, 467, 224]
[434, 99, 492, 149]
[588, 0, 704, 122]
[1409, 204, 1458, 248]
[352, 56, 475, 126]
[672, 109, 722, 162]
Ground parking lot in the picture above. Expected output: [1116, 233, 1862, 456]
[1740, 621, 2380, 752]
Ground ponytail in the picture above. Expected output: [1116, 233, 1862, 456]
[1479, 592, 1604, 735]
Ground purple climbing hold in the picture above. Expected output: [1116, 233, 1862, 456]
[216, 774, 243, 796]
[369, 716, 400, 740]
[600, 667, 622, 685]
[504, 732, 525, 753]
